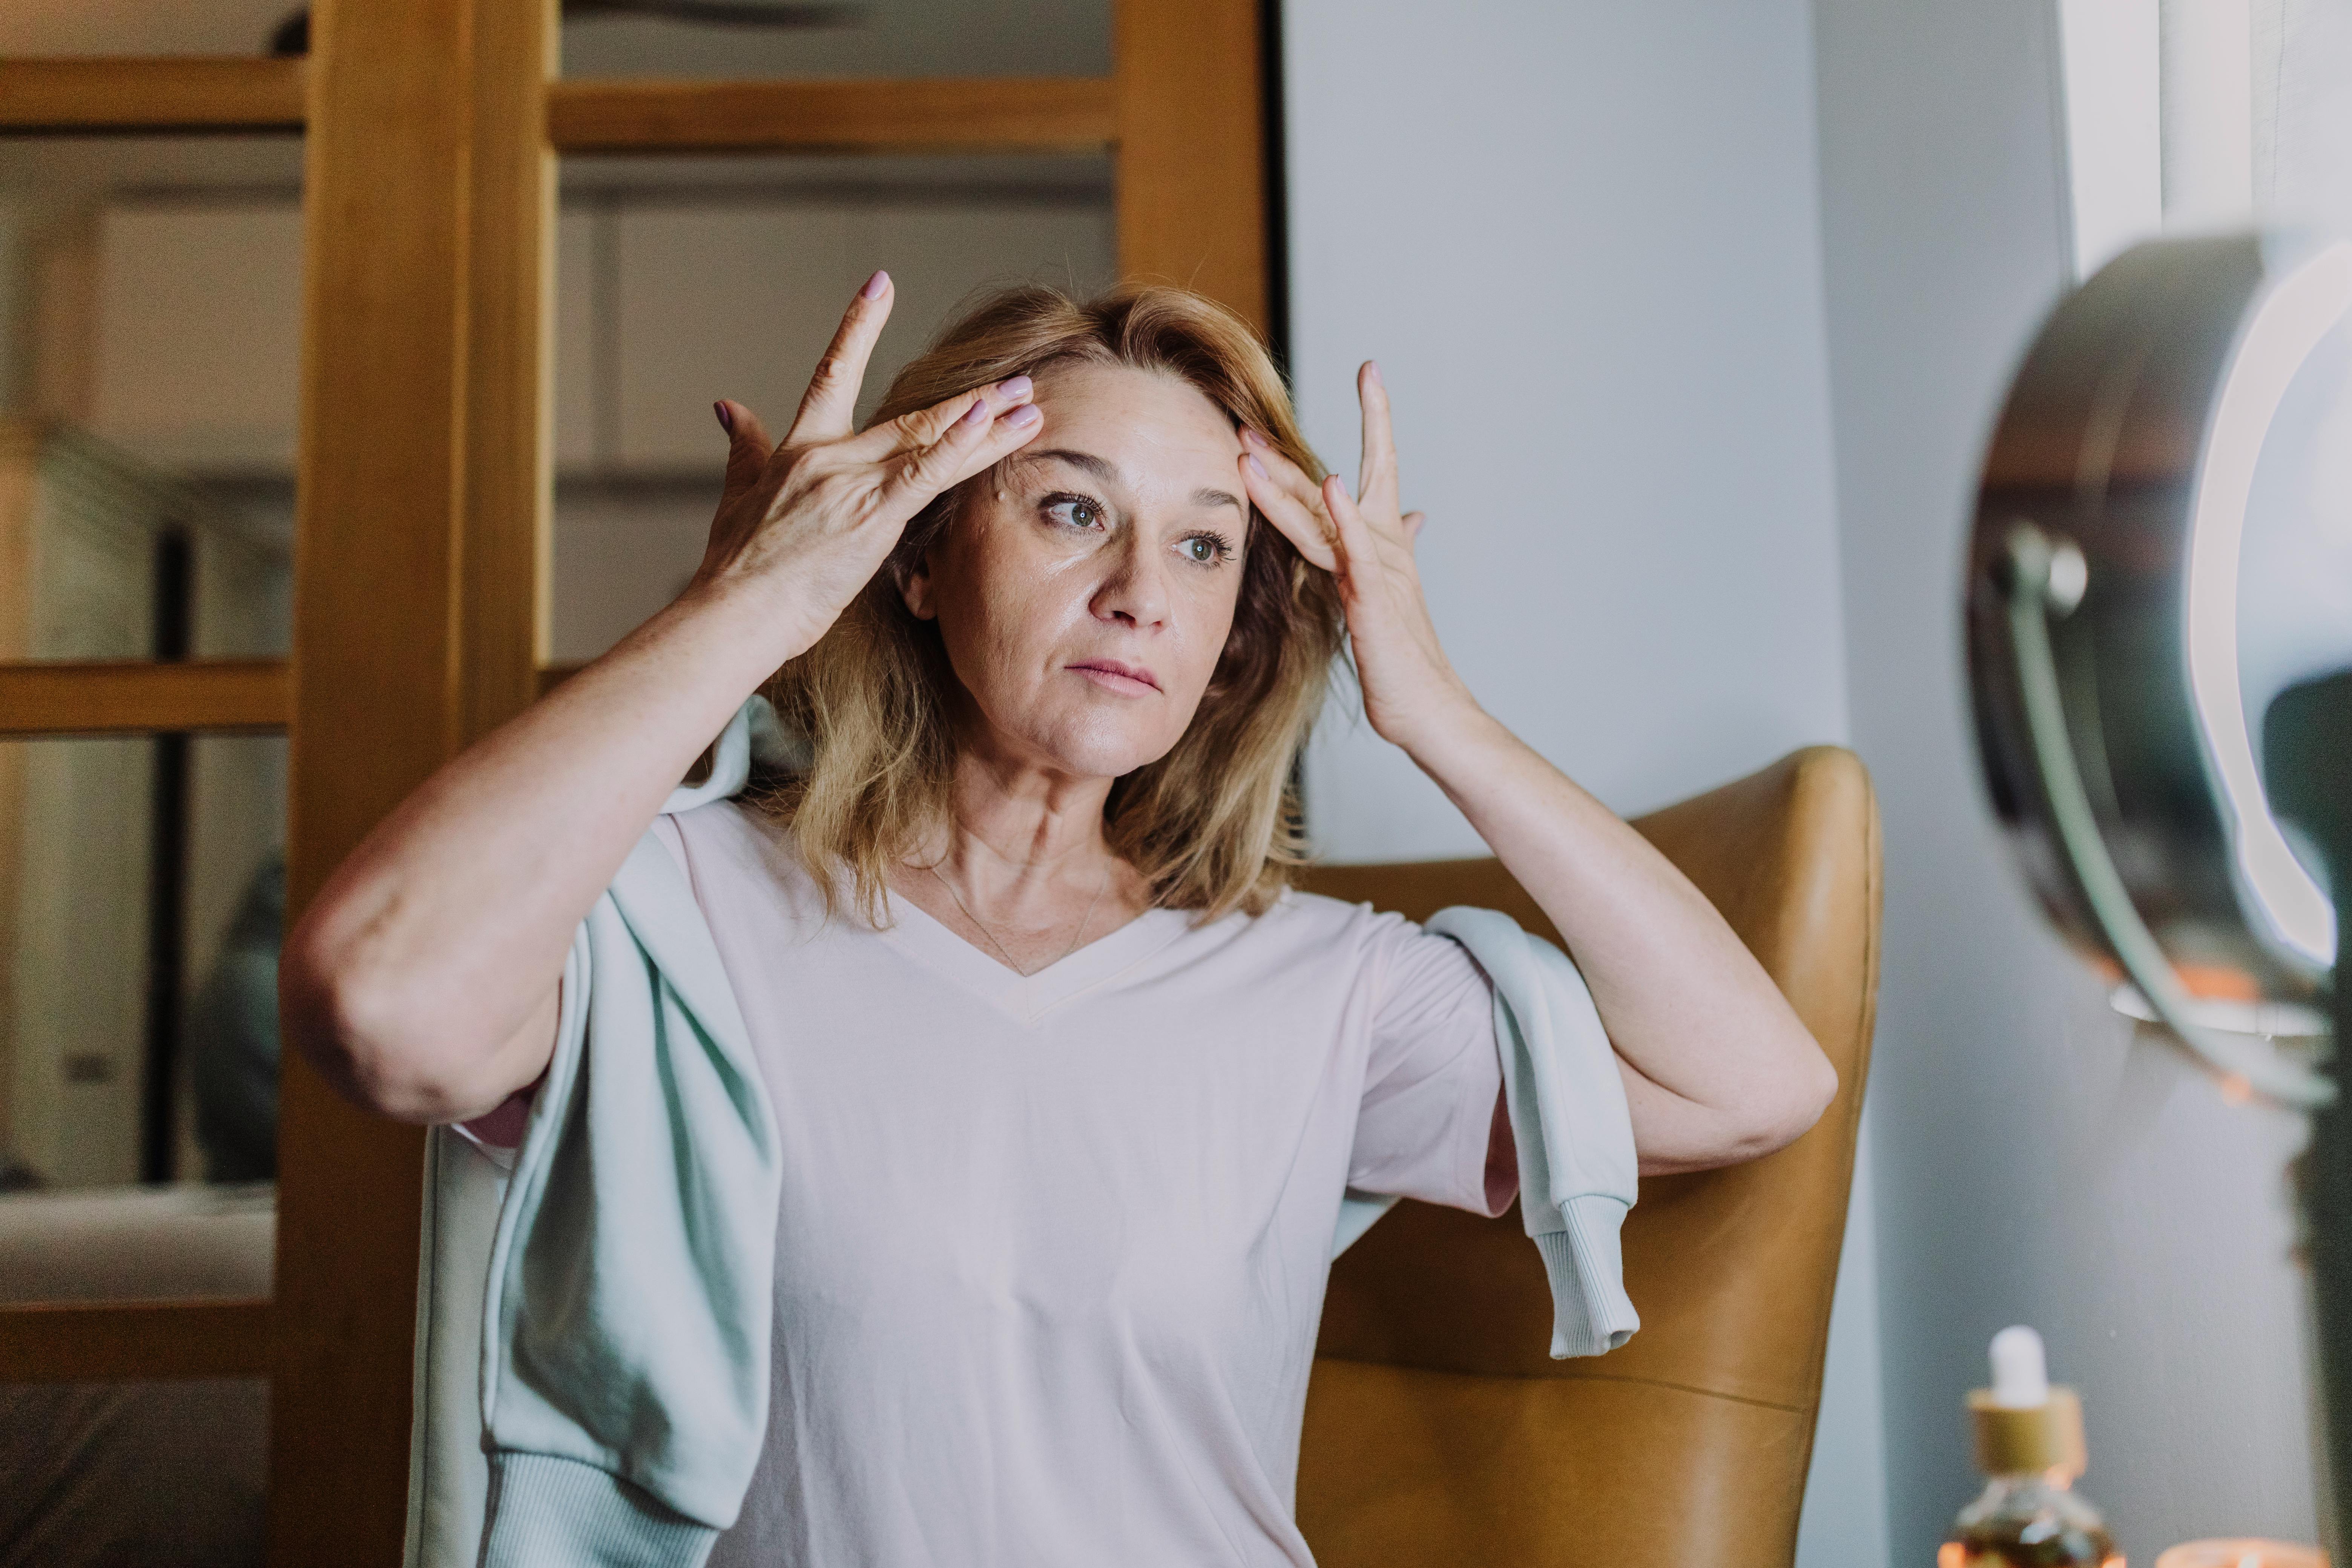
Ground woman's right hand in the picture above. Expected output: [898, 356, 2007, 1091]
[284, 270, 1045, 1125]
[693, 271, 1043, 661]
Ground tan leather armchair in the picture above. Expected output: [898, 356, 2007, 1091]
[1294, 745, 1882, 1568]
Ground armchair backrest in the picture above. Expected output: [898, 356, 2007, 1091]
[1293, 745, 1883, 1568]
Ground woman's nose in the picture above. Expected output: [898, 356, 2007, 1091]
[1091, 534, 1168, 630]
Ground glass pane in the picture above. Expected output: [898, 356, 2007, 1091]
[0, 0, 1110, 78]
[552, 151, 1115, 660]
[0, 3, 295, 58]
[0, 137, 302, 660]
[0, 734, 287, 1195]
[559, 0, 1109, 81]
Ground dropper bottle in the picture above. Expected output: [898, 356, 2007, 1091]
[1938, 1326, 2122, 1568]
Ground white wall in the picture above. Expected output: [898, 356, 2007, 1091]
[1284, 2, 1851, 850]
[1811, 0, 2322, 1562]
[1281, 5, 1881, 1563]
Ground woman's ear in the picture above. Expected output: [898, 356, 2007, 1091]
[894, 555, 938, 621]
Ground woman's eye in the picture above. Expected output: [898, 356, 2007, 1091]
[1044, 497, 1103, 531]
[1180, 535, 1230, 565]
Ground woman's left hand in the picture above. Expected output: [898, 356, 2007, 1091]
[1244, 363, 1836, 1174]
[1238, 363, 1475, 754]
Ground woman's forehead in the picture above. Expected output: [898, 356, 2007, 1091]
[1023, 362, 1241, 491]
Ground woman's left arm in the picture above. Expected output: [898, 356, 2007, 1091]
[1240, 364, 1837, 1176]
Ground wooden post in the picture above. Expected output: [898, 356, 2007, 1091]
[462, 0, 558, 741]
[1114, 0, 1271, 335]
[270, 0, 550, 1557]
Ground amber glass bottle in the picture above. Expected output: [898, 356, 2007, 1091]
[1936, 1327, 2123, 1568]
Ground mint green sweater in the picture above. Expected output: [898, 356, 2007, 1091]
[403, 701, 1640, 1568]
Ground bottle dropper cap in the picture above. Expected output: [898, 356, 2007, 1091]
[1967, 1326, 2087, 1477]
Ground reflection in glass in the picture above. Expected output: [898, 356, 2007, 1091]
[0, 736, 286, 1192]
[558, 0, 1109, 81]
[0, 1, 294, 59]
[0, 0, 1111, 79]
[0, 136, 301, 661]
[552, 152, 1117, 660]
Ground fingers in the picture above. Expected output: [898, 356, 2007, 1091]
[877, 391, 1043, 513]
[787, 270, 894, 445]
[1238, 450, 1338, 572]
[1322, 474, 1382, 583]
[716, 399, 777, 499]
[1238, 427, 1328, 516]
[1356, 361, 1401, 519]
[847, 374, 1034, 463]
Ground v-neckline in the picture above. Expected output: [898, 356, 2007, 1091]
[879, 887, 1188, 1024]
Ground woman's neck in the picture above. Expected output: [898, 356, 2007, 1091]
[934, 746, 1117, 897]
[889, 736, 1152, 972]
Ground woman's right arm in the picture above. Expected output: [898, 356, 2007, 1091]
[280, 275, 1042, 1123]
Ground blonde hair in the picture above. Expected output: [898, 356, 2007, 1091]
[759, 282, 1345, 923]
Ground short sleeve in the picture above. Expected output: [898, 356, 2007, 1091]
[1347, 914, 1516, 1217]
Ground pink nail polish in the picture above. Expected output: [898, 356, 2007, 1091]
[999, 374, 1033, 399]
[861, 269, 889, 300]
[1005, 404, 1041, 428]
[714, 401, 733, 434]
[1246, 454, 1268, 479]
[958, 398, 990, 427]
[1240, 426, 1266, 448]
[1364, 361, 1383, 386]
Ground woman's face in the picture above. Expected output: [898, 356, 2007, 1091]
[903, 361, 1250, 781]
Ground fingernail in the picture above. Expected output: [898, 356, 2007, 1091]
[714, 400, 733, 434]
[1005, 404, 1041, 428]
[1240, 426, 1266, 448]
[958, 397, 990, 427]
[998, 374, 1033, 399]
[1365, 361, 1383, 386]
[861, 269, 889, 300]
[1246, 454, 1268, 479]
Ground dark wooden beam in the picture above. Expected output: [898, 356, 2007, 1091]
[0, 660, 289, 736]
[0, 58, 307, 135]
[548, 76, 1115, 153]
[0, 1300, 273, 1382]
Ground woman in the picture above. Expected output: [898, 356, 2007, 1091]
[285, 275, 1835, 1564]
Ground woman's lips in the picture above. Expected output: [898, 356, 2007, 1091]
[1068, 659, 1160, 695]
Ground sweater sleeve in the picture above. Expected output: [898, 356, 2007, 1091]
[1427, 906, 1640, 1358]
[467, 703, 788, 1565]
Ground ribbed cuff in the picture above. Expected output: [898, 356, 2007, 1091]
[1533, 1194, 1640, 1358]
[480, 1451, 718, 1568]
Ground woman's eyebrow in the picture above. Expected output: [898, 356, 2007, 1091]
[1020, 448, 1118, 485]
[1016, 448, 1241, 514]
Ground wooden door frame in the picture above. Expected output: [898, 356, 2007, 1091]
[0, 1, 1276, 1558]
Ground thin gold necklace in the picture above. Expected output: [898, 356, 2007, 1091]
[926, 858, 1112, 976]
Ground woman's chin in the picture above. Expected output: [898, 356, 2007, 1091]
[1015, 714, 1187, 782]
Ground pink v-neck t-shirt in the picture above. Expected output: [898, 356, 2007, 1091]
[657, 800, 1511, 1568]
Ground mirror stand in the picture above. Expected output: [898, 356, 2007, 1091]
[2265, 671, 2352, 1548]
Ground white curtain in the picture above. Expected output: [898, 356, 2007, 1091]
[2248, 0, 2352, 229]
[2062, 0, 2352, 273]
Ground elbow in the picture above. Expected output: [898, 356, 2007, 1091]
[279, 912, 481, 1125]
[1728, 1037, 1840, 1163]
[1632, 1030, 1840, 1176]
